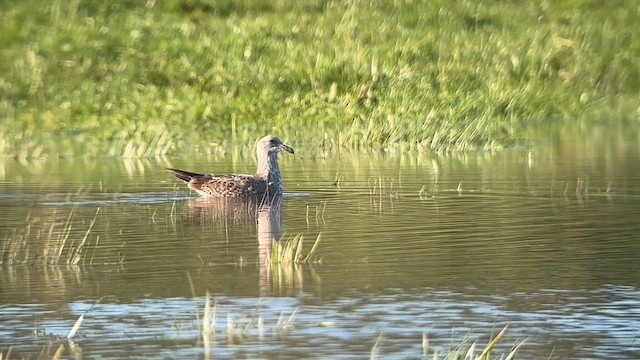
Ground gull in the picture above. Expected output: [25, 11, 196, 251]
[167, 135, 294, 197]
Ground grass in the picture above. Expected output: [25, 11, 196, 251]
[370, 326, 524, 360]
[266, 233, 322, 288]
[200, 290, 298, 349]
[425, 326, 525, 360]
[0, 298, 103, 360]
[369, 176, 401, 198]
[1, 0, 638, 156]
[1, 292, 525, 359]
[0, 206, 122, 266]
[201, 291, 524, 358]
[268, 233, 323, 266]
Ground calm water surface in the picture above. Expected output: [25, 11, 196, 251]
[1, 127, 640, 359]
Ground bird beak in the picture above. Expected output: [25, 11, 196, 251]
[279, 144, 295, 154]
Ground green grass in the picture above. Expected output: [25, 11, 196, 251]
[0, 206, 121, 266]
[1, 0, 638, 156]
[369, 326, 524, 360]
[268, 233, 322, 266]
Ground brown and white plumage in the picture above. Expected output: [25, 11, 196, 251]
[167, 135, 294, 197]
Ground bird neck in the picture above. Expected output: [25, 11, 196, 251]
[256, 152, 281, 186]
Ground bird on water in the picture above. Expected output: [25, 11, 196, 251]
[167, 135, 294, 197]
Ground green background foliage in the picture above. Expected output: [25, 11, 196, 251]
[1, 0, 638, 156]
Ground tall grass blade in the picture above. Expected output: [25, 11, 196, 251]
[67, 314, 84, 339]
[370, 333, 384, 360]
[504, 339, 526, 360]
[464, 341, 476, 359]
[422, 333, 429, 358]
[202, 290, 212, 360]
[303, 233, 322, 263]
[477, 325, 508, 360]
[52, 344, 65, 360]
[68, 207, 99, 265]
[203, 290, 212, 336]
[294, 235, 304, 263]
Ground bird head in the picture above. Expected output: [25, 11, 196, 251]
[258, 135, 294, 155]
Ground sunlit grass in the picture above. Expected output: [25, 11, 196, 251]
[0, 207, 122, 266]
[1, 0, 638, 156]
[263, 233, 322, 291]
[268, 233, 322, 267]
[371, 326, 524, 360]
[199, 290, 298, 349]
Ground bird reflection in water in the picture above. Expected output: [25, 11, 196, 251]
[186, 194, 302, 295]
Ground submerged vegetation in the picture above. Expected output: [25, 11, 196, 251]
[1, 0, 638, 156]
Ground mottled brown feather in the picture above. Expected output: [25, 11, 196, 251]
[167, 135, 293, 197]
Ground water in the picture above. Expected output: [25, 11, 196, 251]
[1, 126, 640, 359]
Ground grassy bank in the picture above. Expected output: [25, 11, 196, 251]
[1, 0, 638, 156]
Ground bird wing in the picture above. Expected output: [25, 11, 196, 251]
[191, 175, 268, 197]
[167, 167, 269, 197]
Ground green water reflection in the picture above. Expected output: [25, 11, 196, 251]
[1, 125, 639, 358]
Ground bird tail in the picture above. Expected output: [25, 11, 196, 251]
[166, 168, 204, 183]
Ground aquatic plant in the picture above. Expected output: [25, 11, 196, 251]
[0, 207, 115, 266]
[369, 176, 401, 198]
[268, 233, 323, 267]
[370, 326, 524, 359]
[200, 290, 298, 349]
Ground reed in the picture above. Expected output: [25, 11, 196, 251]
[370, 333, 384, 360]
[0, 207, 104, 266]
[368, 176, 402, 198]
[67, 208, 100, 265]
[202, 289, 215, 358]
[419, 325, 525, 360]
[268, 233, 323, 267]
[274, 308, 298, 334]
[369, 326, 523, 359]
[200, 293, 298, 345]
[48, 298, 103, 360]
